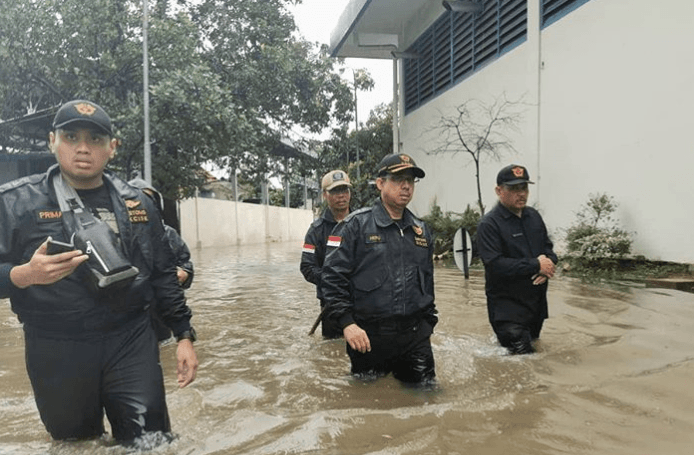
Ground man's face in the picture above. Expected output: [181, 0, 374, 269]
[377, 170, 416, 210]
[324, 185, 350, 211]
[50, 127, 116, 189]
[496, 182, 529, 214]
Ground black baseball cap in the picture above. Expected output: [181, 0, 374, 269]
[497, 164, 534, 186]
[52, 100, 113, 136]
[375, 153, 425, 178]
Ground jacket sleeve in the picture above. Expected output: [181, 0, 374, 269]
[164, 225, 194, 289]
[477, 216, 541, 278]
[299, 224, 321, 286]
[320, 220, 356, 329]
[0, 195, 16, 299]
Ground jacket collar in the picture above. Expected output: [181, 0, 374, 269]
[373, 198, 420, 229]
[45, 164, 140, 200]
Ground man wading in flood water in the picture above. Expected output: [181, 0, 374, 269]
[300, 170, 352, 338]
[0, 100, 198, 445]
[321, 154, 438, 385]
[476, 164, 557, 354]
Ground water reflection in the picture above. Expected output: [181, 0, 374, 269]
[1, 242, 694, 454]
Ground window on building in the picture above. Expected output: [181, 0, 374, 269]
[404, 0, 527, 113]
[403, 0, 594, 114]
[541, 0, 594, 28]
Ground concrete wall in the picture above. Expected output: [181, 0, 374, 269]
[179, 196, 314, 249]
[399, 0, 694, 263]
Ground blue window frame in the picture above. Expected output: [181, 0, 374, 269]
[541, 0, 594, 28]
[404, 0, 527, 113]
[403, 0, 595, 113]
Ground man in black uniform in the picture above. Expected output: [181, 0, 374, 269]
[321, 154, 437, 385]
[129, 178, 195, 343]
[0, 100, 198, 443]
[300, 170, 352, 338]
[476, 164, 557, 354]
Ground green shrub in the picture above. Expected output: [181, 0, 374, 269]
[564, 193, 633, 269]
[421, 199, 480, 256]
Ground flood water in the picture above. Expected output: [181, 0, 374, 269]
[2, 241, 694, 454]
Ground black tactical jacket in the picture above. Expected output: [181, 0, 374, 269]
[321, 198, 437, 329]
[476, 203, 558, 326]
[300, 208, 339, 301]
[0, 165, 192, 338]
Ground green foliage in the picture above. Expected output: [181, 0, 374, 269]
[564, 193, 633, 270]
[317, 103, 393, 208]
[0, 0, 357, 201]
[420, 200, 481, 256]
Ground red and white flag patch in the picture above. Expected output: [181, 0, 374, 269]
[302, 243, 316, 254]
[327, 236, 342, 247]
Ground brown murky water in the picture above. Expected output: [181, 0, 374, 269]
[1, 241, 694, 454]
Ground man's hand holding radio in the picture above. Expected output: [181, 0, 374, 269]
[10, 239, 89, 289]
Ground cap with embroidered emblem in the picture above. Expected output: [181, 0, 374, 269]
[376, 153, 425, 178]
[496, 164, 534, 186]
[321, 170, 352, 191]
[52, 100, 113, 136]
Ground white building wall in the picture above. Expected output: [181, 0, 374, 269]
[400, 0, 694, 263]
[179, 197, 313, 249]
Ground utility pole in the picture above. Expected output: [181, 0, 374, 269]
[143, 0, 152, 184]
[353, 70, 360, 180]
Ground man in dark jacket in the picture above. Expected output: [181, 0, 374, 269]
[300, 169, 351, 338]
[476, 164, 557, 354]
[0, 100, 198, 443]
[129, 178, 194, 342]
[321, 154, 437, 385]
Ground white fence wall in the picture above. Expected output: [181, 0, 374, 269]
[179, 197, 313, 249]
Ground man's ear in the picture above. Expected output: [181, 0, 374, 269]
[109, 138, 117, 160]
[494, 185, 502, 197]
[375, 177, 384, 191]
[48, 131, 56, 153]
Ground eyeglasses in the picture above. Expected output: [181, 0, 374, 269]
[327, 186, 350, 195]
[386, 174, 419, 185]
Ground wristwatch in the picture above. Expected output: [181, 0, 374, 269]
[175, 327, 197, 343]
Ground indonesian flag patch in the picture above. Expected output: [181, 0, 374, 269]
[302, 243, 316, 254]
[327, 236, 342, 247]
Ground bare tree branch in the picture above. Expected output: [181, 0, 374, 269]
[424, 93, 528, 214]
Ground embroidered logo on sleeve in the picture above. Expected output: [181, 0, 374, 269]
[302, 243, 316, 253]
[327, 236, 342, 247]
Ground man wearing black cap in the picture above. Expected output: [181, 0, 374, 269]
[321, 154, 438, 385]
[476, 164, 557, 354]
[0, 100, 198, 443]
[300, 169, 352, 338]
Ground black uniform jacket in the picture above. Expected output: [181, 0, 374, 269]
[476, 203, 558, 326]
[0, 165, 192, 338]
[300, 208, 338, 301]
[321, 198, 437, 329]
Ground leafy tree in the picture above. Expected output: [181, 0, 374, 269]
[316, 103, 394, 210]
[0, 0, 356, 202]
[426, 94, 527, 215]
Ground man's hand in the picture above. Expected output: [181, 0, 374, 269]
[10, 239, 88, 289]
[538, 254, 555, 278]
[176, 267, 189, 285]
[176, 339, 198, 388]
[532, 254, 556, 285]
[343, 323, 371, 353]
